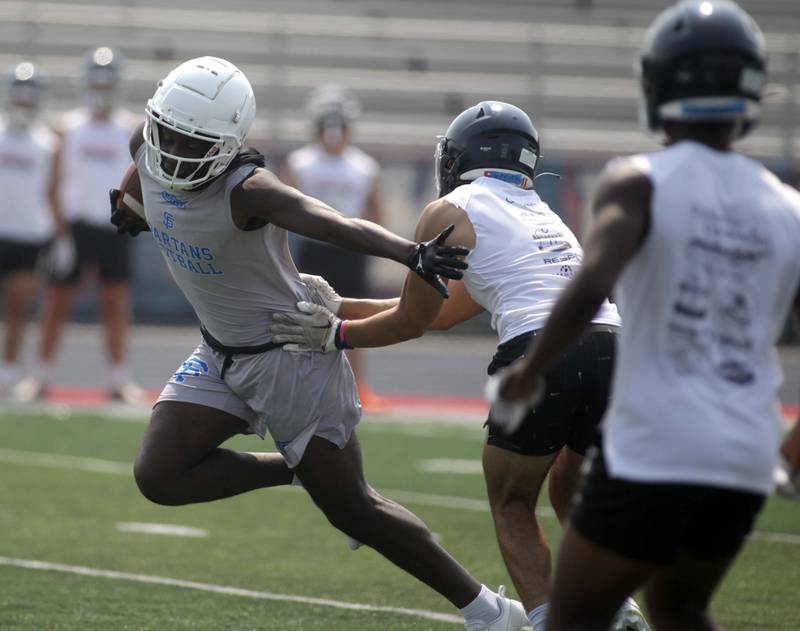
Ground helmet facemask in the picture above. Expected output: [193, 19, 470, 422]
[144, 103, 241, 191]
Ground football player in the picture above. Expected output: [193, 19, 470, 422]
[269, 101, 647, 631]
[113, 56, 527, 631]
[281, 86, 385, 410]
[0, 63, 58, 394]
[15, 47, 142, 403]
[490, 2, 800, 629]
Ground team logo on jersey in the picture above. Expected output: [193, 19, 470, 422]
[163, 211, 175, 229]
[161, 190, 188, 209]
[173, 357, 209, 383]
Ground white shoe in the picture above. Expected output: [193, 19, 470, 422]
[11, 376, 48, 403]
[109, 381, 145, 405]
[343, 534, 363, 550]
[465, 586, 528, 631]
[611, 597, 650, 631]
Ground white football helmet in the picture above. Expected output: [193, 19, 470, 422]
[144, 56, 255, 190]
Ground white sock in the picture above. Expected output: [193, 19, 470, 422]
[0, 362, 20, 385]
[32, 360, 52, 383]
[290, 474, 303, 487]
[528, 603, 548, 631]
[459, 585, 501, 625]
[108, 363, 131, 388]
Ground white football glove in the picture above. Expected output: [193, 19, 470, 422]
[774, 457, 800, 501]
[299, 273, 343, 315]
[47, 234, 76, 279]
[270, 301, 342, 352]
[484, 370, 545, 434]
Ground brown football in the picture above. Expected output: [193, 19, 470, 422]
[117, 162, 145, 219]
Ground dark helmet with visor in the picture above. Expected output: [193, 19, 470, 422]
[435, 101, 540, 197]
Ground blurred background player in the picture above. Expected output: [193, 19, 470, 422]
[15, 47, 141, 403]
[269, 101, 645, 631]
[281, 85, 385, 409]
[0, 62, 57, 395]
[491, 2, 800, 629]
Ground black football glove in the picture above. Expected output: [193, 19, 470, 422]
[109, 188, 150, 237]
[404, 224, 469, 298]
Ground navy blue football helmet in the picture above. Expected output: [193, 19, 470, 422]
[435, 101, 540, 197]
[639, 0, 767, 136]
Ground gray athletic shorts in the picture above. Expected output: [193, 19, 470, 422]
[157, 340, 361, 467]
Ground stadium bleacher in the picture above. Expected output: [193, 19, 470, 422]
[0, 0, 797, 164]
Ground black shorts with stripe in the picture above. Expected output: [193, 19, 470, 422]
[51, 220, 131, 285]
[486, 324, 619, 456]
[0, 237, 47, 276]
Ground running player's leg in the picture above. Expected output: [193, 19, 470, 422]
[134, 400, 292, 506]
[546, 525, 654, 631]
[644, 485, 764, 630]
[296, 432, 492, 610]
[644, 552, 732, 631]
[483, 444, 557, 613]
[547, 446, 584, 522]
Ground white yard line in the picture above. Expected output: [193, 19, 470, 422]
[0, 556, 462, 625]
[115, 522, 209, 538]
[2, 447, 798, 544]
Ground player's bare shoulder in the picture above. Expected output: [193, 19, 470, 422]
[416, 197, 476, 249]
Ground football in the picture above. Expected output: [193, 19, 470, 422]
[116, 162, 145, 219]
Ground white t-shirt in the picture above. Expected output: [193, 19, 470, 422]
[444, 176, 621, 344]
[603, 141, 800, 494]
[59, 109, 138, 228]
[0, 121, 57, 242]
[287, 144, 378, 219]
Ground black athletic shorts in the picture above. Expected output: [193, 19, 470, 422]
[571, 448, 766, 565]
[0, 238, 46, 276]
[52, 220, 131, 285]
[296, 239, 369, 298]
[486, 324, 618, 456]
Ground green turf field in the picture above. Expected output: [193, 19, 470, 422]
[1, 411, 798, 630]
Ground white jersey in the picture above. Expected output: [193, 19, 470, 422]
[287, 143, 378, 218]
[445, 176, 620, 344]
[135, 147, 307, 346]
[0, 121, 57, 242]
[604, 141, 800, 494]
[59, 109, 137, 228]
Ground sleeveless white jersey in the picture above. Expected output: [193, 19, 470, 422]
[60, 109, 137, 228]
[287, 144, 378, 218]
[444, 176, 620, 344]
[135, 147, 307, 346]
[604, 141, 800, 494]
[0, 121, 56, 242]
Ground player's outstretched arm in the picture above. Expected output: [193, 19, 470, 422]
[496, 162, 652, 403]
[232, 169, 468, 297]
[271, 199, 473, 350]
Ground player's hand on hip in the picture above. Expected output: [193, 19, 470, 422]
[46, 233, 76, 279]
[109, 188, 149, 237]
[485, 364, 545, 434]
[404, 224, 469, 298]
[299, 274, 343, 315]
[270, 301, 351, 352]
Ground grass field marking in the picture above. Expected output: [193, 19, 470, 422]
[115, 522, 209, 538]
[8, 447, 800, 543]
[748, 531, 800, 545]
[0, 556, 463, 625]
[417, 459, 484, 474]
[0, 447, 130, 475]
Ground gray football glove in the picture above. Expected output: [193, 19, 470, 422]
[270, 301, 349, 352]
[774, 457, 800, 501]
[299, 273, 343, 315]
